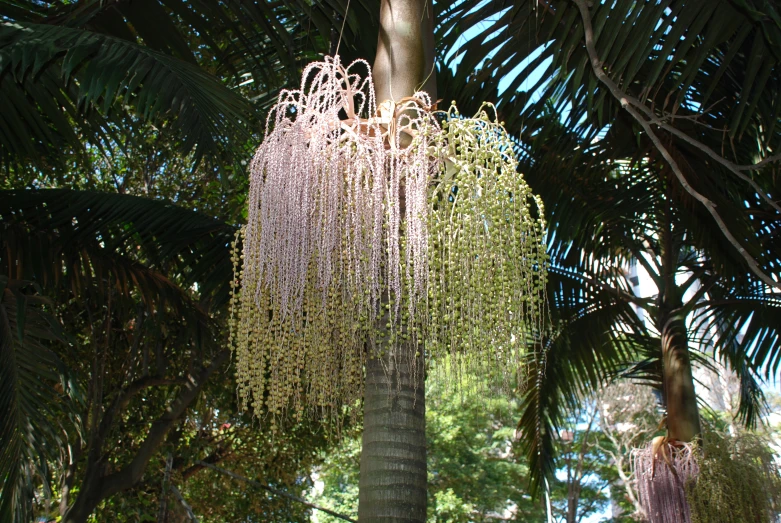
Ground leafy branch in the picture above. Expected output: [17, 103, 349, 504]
[572, 0, 781, 290]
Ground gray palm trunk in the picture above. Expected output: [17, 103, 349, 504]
[358, 1, 435, 521]
[660, 308, 701, 442]
[658, 224, 701, 442]
[359, 353, 427, 521]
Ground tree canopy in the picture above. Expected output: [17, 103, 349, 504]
[1, 0, 781, 521]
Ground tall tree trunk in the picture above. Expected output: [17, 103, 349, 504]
[661, 310, 700, 442]
[372, 0, 435, 104]
[359, 352, 427, 521]
[358, 1, 434, 521]
[657, 214, 700, 443]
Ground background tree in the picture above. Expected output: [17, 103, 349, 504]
[595, 382, 660, 521]
[548, 396, 613, 523]
[0, 186, 347, 523]
[310, 367, 548, 523]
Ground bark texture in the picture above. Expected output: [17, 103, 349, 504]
[359, 353, 427, 521]
[657, 217, 700, 443]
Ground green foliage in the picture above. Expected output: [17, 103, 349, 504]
[440, 0, 781, 159]
[0, 277, 82, 523]
[2, 123, 249, 224]
[0, 20, 251, 165]
[0, 0, 382, 174]
[91, 395, 331, 523]
[0, 188, 236, 312]
[425, 372, 546, 522]
[311, 369, 547, 522]
[0, 0, 369, 169]
[514, 119, 781, 490]
[309, 430, 362, 522]
[687, 430, 781, 523]
[441, 4, 781, 494]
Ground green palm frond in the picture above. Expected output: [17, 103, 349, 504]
[0, 0, 383, 171]
[691, 282, 781, 425]
[518, 265, 651, 493]
[0, 277, 82, 523]
[441, 1, 781, 286]
[0, 190, 239, 520]
[0, 21, 253, 165]
[440, 0, 781, 146]
[0, 0, 378, 76]
[0, 189, 236, 311]
[513, 87, 781, 491]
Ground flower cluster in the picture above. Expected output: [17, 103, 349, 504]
[229, 56, 548, 424]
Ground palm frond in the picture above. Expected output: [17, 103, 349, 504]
[441, 0, 781, 146]
[691, 282, 781, 425]
[0, 189, 236, 311]
[0, 21, 252, 164]
[0, 277, 82, 523]
[517, 265, 651, 493]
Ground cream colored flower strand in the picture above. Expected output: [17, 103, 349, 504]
[228, 56, 548, 426]
[428, 103, 548, 389]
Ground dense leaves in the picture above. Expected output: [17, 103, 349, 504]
[0, 0, 379, 169]
[0, 277, 82, 523]
[311, 369, 549, 522]
[0, 21, 251, 163]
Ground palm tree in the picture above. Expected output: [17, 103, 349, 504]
[0, 2, 387, 520]
[438, 0, 781, 494]
[515, 124, 780, 489]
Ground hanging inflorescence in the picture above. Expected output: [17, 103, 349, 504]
[633, 441, 699, 523]
[632, 431, 781, 523]
[229, 56, 548, 425]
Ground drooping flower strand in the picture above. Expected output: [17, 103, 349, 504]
[245, 57, 383, 319]
[231, 57, 442, 424]
[633, 442, 699, 523]
[426, 103, 548, 391]
[229, 57, 549, 425]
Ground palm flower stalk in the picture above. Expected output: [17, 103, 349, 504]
[633, 440, 699, 523]
[633, 430, 781, 523]
[228, 55, 547, 425]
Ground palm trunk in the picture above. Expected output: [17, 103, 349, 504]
[358, 1, 434, 520]
[658, 215, 700, 443]
[372, 0, 435, 104]
[359, 352, 427, 521]
[661, 311, 700, 442]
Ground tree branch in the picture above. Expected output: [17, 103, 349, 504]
[170, 485, 198, 522]
[97, 350, 230, 500]
[179, 447, 231, 481]
[572, 0, 781, 291]
[98, 376, 183, 441]
[194, 461, 357, 522]
[574, 0, 781, 214]
[736, 153, 781, 172]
